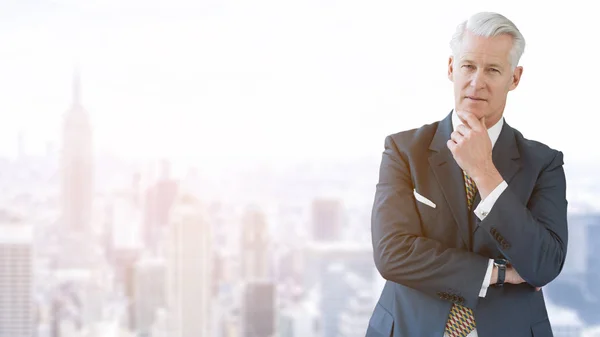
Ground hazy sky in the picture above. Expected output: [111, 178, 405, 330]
[0, 0, 597, 165]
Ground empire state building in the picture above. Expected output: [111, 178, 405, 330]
[61, 70, 93, 233]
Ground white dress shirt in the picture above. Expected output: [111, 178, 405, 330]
[442, 111, 508, 337]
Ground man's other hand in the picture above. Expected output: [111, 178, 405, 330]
[492, 265, 542, 291]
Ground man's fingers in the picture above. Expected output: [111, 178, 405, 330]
[450, 131, 463, 144]
[456, 124, 470, 137]
[536, 287, 542, 291]
[446, 139, 457, 152]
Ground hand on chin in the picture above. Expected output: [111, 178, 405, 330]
[457, 109, 485, 122]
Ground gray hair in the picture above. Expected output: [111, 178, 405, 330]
[450, 12, 526, 69]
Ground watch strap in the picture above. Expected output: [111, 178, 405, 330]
[497, 264, 506, 286]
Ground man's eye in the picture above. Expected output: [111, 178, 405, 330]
[462, 65, 475, 69]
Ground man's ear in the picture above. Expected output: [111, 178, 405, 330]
[448, 56, 454, 82]
[509, 66, 523, 91]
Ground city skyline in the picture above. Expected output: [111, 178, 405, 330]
[0, 1, 599, 337]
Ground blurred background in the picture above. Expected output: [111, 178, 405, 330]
[0, 0, 598, 336]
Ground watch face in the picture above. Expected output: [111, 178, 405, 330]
[494, 258, 508, 266]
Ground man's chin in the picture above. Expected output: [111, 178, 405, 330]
[456, 107, 486, 120]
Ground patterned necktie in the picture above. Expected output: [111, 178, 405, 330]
[444, 171, 478, 337]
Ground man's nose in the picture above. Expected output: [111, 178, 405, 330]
[469, 70, 486, 89]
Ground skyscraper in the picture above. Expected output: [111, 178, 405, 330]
[166, 193, 212, 337]
[133, 257, 166, 335]
[241, 280, 275, 337]
[0, 216, 34, 337]
[241, 206, 270, 281]
[61, 69, 93, 233]
[311, 198, 343, 242]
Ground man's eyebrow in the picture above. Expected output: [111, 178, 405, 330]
[487, 63, 505, 69]
[460, 59, 505, 69]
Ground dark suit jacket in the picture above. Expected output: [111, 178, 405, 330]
[366, 111, 568, 337]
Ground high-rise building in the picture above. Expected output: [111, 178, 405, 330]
[133, 257, 166, 335]
[278, 301, 319, 337]
[311, 198, 343, 242]
[241, 280, 275, 337]
[563, 212, 589, 275]
[166, 193, 212, 337]
[61, 69, 93, 233]
[303, 241, 373, 291]
[0, 219, 34, 337]
[143, 160, 178, 252]
[338, 289, 373, 337]
[241, 206, 269, 280]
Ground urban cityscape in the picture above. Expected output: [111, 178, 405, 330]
[2, 1, 599, 337]
[0, 72, 599, 337]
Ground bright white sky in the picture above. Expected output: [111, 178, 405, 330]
[0, 0, 597, 165]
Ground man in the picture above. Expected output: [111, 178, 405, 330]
[367, 12, 568, 337]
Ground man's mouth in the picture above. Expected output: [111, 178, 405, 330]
[466, 96, 486, 101]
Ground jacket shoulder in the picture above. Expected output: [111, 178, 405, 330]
[385, 121, 440, 154]
[513, 129, 564, 166]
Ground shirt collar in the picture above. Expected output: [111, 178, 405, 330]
[451, 110, 504, 148]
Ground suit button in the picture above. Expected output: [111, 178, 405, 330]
[503, 243, 511, 249]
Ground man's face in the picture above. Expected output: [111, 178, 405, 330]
[448, 30, 523, 127]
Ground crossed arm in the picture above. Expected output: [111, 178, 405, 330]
[371, 135, 568, 309]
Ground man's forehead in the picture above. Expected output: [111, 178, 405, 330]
[458, 53, 510, 67]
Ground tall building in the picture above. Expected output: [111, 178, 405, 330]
[241, 206, 269, 280]
[303, 241, 373, 291]
[320, 264, 353, 337]
[338, 288, 373, 337]
[545, 212, 600, 326]
[133, 257, 166, 335]
[61, 69, 93, 232]
[563, 212, 589, 275]
[0, 218, 34, 337]
[166, 193, 212, 337]
[311, 198, 343, 242]
[143, 159, 178, 252]
[278, 301, 319, 337]
[241, 280, 275, 337]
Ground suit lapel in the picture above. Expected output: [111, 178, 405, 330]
[429, 111, 471, 247]
[428, 112, 522, 246]
[491, 120, 521, 187]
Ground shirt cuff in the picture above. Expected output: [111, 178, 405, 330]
[479, 258, 495, 297]
[474, 180, 508, 220]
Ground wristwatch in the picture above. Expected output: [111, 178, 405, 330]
[494, 259, 508, 287]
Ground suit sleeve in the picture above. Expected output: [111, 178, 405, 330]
[477, 150, 568, 287]
[371, 135, 490, 309]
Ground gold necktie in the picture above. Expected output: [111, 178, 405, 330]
[444, 171, 477, 337]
